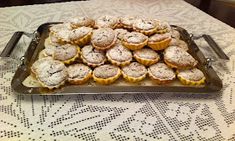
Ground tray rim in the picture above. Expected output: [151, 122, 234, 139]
[10, 22, 223, 95]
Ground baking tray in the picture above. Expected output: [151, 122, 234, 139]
[0, 22, 229, 95]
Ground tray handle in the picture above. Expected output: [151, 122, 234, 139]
[192, 34, 229, 60]
[0, 31, 34, 58]
[202, 34, 229, 60]
[0, 32, 24, 57]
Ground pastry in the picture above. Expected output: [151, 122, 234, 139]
[31, 57, 53, 77]
[106, 43, 132, 66]
[122, 32, 148, 50]
[81, 45, 106, 67]
[133, 48, 160, 66]
[67, 16, 95, 28]
[164, 46, 197, 69]
[148, 32, 171, 50]
[177, 68, 206, 85]
[67, 64, 92, 84]
[122, 62, 147, 82]
[114, 28, 129, 40]
[69, 26, 93, 46]
[169, 38, 189, 51]
[95, 15, 119, 29]
[49, 23, 72, 44]
[171, 28, 180, 39]
[119, 16, 137, 30]
[133, 18, 157, 36]
[31, 57, 68, 89]
[39, 45, 56, 59]
[91, 28, 117, 50]
[44, 34, 61, 48]
[148, 63, 175, 84]
[93, 64, 121, 85]
[155, 20, 171, 34]
[53, 44, 80, 64]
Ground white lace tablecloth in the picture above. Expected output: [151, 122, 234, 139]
[0, 0, 235, 140]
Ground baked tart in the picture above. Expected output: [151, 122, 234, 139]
[133, 48, 160, 66]
[93, 64, 121, 85]
[49, 23, 72, 44]
[91, 28, 117, 50]
[106, 43, 132, 66]
[164, 46, 197, 69]
[155, 20, 171, 34]
[122, 32, 148, 50]
[67, 16, 95, 28]
[67, 64, 92, 85]
[122, 62, 147, 83]
[169, 38, 189, 51]
[31, 58, 68, 89]
[171, 29, 181, 39]
[119, 16, 138, 30]
[133, 18, 157, 36]
[114, 28, 129, 40]
[148, 32, 171, 50]
[44, 33, 61, 48]
[177, 68, 206, 85]
[69, 26, 93, 46]
[95, 15, 119, 29]
[81, 45, 106, 67]
[148, 63, 175, 84]
[53, 44, 80, 64]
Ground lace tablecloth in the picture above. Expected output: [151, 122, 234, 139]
[0, 0, 235, 140]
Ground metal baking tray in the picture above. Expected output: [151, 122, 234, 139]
[0, 22, 229, 95]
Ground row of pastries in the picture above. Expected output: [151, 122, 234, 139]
[31, 15, 206, 89]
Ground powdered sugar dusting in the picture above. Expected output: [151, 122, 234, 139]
[149, 63, 175, 80]
[178, 68, 205, 81]
[81, 45, 106, 64]
[122, 62, 147, 77]
[68, 64, 91, 79]
[91, 28, 116, 47]
[134, 48, 159, 60]
[123, 32, 148, 44]
[149, 33, 171, 42]
[164, 46, 197, 67]
[107, 43, 132, 62]
[54, 44, 78, 61]
[94, 64, 119, 78]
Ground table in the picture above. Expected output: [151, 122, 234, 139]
[0, 0, 235, 140]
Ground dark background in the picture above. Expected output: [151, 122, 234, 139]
[0, 0, 234, 28]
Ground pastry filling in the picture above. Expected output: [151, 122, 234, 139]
[68, 16, 94, 27]
[44, 46, 55, 56]
[149, 63, 175, 80]
[134, 19, 156, 30]
[36, 60, 67, 87]
[171, 29, 180, 39]
[92, 28, 116, 47]
[68, 64, 91, 79]
[134, 48, 159, 60]
[178, 68, 205, 81]
[157, 21, 171, 31]
[107, 43, 132, 62]
[69, 27, 92, 40]
[164, 46, 197, 66]
[96, 15, 118, 28]
[54, 44, 78, 61]
[94, 65, 119, 79]
[115, 28, 128, 40]
[122, 62, 147, 77]
[148, 33, 171, 42]
[123, 32, 147, 44]
[82, 45, 106, 64]
[120, 16, 137, 26]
